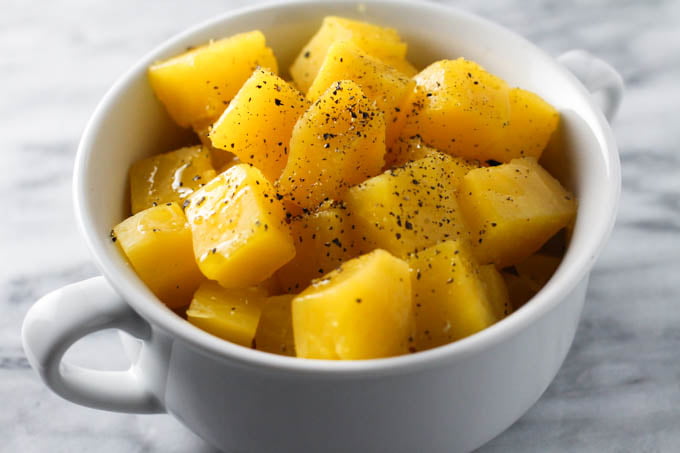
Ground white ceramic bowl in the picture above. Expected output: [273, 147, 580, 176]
[22, 1, 623, 452]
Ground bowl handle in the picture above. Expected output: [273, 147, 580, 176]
[21, 276, 164, 413]
[557, 49, 624, 121]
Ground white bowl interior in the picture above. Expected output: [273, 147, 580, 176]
[76, 0, 618, 369]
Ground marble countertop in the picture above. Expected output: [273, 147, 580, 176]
[3, 0, 679, 451]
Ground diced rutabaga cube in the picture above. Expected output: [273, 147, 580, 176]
[254, 294, 296, 356]
[345, 153, 468, 257]
[400, 59, 559, 163]
[185, 164, 295, 288]
[457, 157, 576, 267]
[277, 80, 385, 210]
[307, 41, 415, 147]
[399, 59, 511, 162]
[129, 145, 216, 214]
[187, 281, 267, 347]
[407, 240, 505, 350]
[210, 69, 309, 181]
[112, 202, 203, 308]
[292, 249, 414, 360]
[290, 16, 415, 93]
[148, 31, 278, 128]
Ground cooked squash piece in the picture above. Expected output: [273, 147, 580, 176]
[148, 31, 278, 128]
[307, 41, 415, 147]
[387, 135, 480, 174]
[400, 60, 560, 163]
[344, 153, 468, 258]
[129, 145, 216, 214]
[275, 206, 363, 294]
[185, 164, 296, 288]
[457, 157, 576, 267]
[479, 264, 512, 319]
[254, 294, 296, 356]
[503, 88, 559, 160]
[407, 241, 502, 350]
[293, 249, 413, 360]
[290, 16, 415, 92]
[112, 203, 203, 308]
[277, 80, 385, 210]
[400, 59, 511, 162]
[209, 69, 310, 181]
[187, 281, 267, 347]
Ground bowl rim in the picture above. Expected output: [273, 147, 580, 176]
[73, 0, 621, 377]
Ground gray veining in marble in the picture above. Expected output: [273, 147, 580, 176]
[2, 0, 679, 451]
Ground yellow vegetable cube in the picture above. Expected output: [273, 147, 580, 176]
[185, 164, 296, 288]
[277, 80, 386, 210]
[293, 249, 414, 360]
[400, 60, 560, 163]
[148, 31, 278, 128]
[400, 59, 511, 162]
[209, 69, 310, 181]
[503, 88, 559, 160]
[112, 203, 203, 308]
[254, 294, 296, 356]
[186, 281, 267, 347]
[129, 145, 216, 214]
[290, 16, 415, 93]
[407, 241, 502, 350]
[307, 41, 415, 147]
[344, 153, 468, 257]
[457, 157, 577, 267]
[275, 206, 362, 294]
